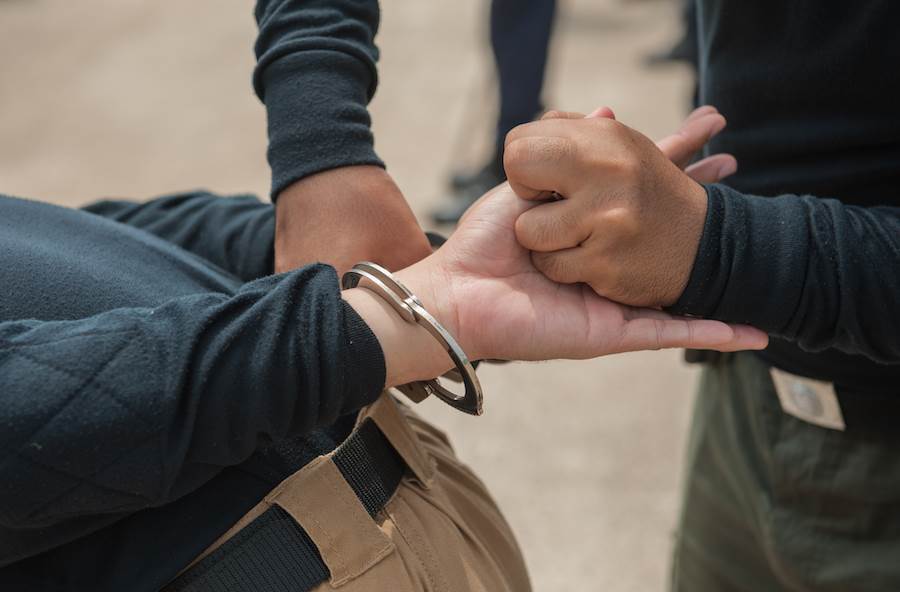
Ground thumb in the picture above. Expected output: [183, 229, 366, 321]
[585, 106, 616, 120]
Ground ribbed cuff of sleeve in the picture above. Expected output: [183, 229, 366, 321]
[259, 52, 385, 200]
[667, 183, 810, 333]
[339, 299, 387, 413]
[667, 184, 727, 318]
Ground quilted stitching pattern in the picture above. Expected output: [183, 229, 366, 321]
[0, 329, 164, 527]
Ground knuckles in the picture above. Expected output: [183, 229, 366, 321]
[503, 117, 650, 203]
[593, 205, 641, 239]
[541, 109, 565, 121]
[605, 154, 643, 182]
[503, 121, 540, 148]
[503, 136, 575, 173]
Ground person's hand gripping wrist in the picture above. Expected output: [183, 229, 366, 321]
[506, 106, 737, 308]
[345, 186, 765, 392]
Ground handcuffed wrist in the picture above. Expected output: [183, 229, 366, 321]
[343, 262, 483, 415]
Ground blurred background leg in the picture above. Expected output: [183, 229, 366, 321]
[431, 0, 557, 225]
[646, 0, 697, 66]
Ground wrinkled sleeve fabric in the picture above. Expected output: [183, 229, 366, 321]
[82, 192, 275, 283]
[254, 0, 383, 199]
[670, 184, 900, 363]
[0, 265, 384, 531]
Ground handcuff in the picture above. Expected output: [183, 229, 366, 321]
[341, 261, 484, 416]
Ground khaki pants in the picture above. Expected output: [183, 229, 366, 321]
[189, 393, 531, 592]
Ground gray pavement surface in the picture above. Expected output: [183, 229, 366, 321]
[0, 0, 700, 589]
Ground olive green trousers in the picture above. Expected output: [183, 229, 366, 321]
[671, 353, 900, 592]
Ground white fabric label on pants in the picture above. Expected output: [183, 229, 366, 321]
[770, 367, 846, 431]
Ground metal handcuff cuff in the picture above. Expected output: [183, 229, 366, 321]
[341, 261, 483, 415]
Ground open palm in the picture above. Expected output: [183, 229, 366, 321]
[431, 183, 767, 362]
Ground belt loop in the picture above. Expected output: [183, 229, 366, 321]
[265, 456, 394, 587]
[362, 393, 436, 488]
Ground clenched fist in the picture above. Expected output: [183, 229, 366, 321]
[505, 106, 734, 308]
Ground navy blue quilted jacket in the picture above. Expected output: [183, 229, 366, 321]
[0, 192, 384, 589]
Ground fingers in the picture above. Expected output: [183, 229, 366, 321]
[504, 117, 592, 148]
[504, 115, 628, 200]
[685, 105, 718, 123]
[541, 109, 585, 120]
[709, 324, 771, 352]
[514, 198, 590, 251]
[616, 310, 769, 353]
[540, 105, 616, 121]
[503, 134, 583, 200]
[717, 323, 769, 350]
[656, 106, 727, 168]
[510, 105, 727, 199]
[503, 107, 620, 194]
[684, 154, 738, 183]
[586, 106, 616, 119]
[530, 247, 590, 284]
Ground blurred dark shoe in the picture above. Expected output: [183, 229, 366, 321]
[448, 151, 505, 192]
[430, 190, 483, 225]
[434, 153, 506, 224]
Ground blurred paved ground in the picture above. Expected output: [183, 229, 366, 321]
[0, 0, 699, 589]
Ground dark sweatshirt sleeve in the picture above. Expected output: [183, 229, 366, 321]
[0, 265, 384, 531]
[253, 0, 383, 199]
[670, 184, 900, 363]
[82, 192, 275, 282]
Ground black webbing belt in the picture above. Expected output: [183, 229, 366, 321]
[163, 418, 405, 592]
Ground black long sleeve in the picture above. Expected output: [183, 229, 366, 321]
[82, 191, 275, 282]
[0, 267, 383, 553]
[253, 0, 383, 199]
[668, 0, 900, 389]
[671, 185, 900, 364]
